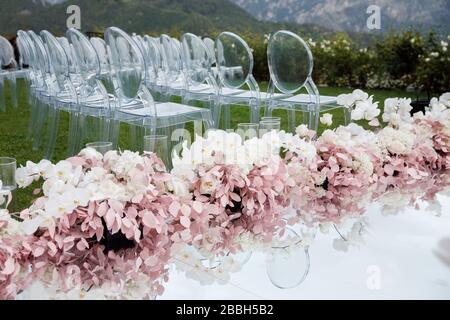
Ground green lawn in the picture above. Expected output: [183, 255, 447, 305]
[0, 79, 426, 210]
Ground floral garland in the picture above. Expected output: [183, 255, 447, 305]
[0, 91, 449, 299]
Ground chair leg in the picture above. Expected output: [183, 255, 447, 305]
[308, 109, 319, 132]
[223, 104, 231, 130]
[109, 119, 121, 150]
[75, 114, 87, 153]
[32, 99, 48, 151]
[343, 108, 352, 126]
[0, 78, 5, 112]
[44, 105, 60, 160]
[209, 99, 220, 129]
[27, 94, 38, 139]
[129, 124, 138, 151]
[264, 105, 273, 117]
[8, 75, 17, 109]
[249, 101, 260, 124]
[288, 108, 296, 133]
[67, 111, 80, 156]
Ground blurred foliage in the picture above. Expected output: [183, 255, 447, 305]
[238, 30, 450, 94]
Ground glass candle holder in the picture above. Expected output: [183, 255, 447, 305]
[85, 141, 113, 155]
[266, 227, 310, 289]
[259, 120, 281, 137]
[261, 116, 281, 123]
[143, 135, 170, 167]
[236, 123, 259, 141]
[0, 157, 16, 210]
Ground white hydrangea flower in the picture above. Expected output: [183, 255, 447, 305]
[382, 97, 412, 125]
[377, 126, 415, 155]
[320, 113, 333, 126]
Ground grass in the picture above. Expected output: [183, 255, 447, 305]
[0, 79, 426, 210]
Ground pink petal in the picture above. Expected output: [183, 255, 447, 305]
[169, 201, 181, 217]
[180, 216, 191, 228]
[1, 258, 15, 275]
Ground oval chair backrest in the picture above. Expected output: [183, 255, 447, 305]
[16, 31, 31, 68]
[159, 34, 182, 82]
[27, 31, 51, 81]
[215, 32, 253, 89]
[267, 30, 313, 94]
[104, 27, 146, 104]
[143, 35, 162, 80]
[57, 36, 78, 74]
[0, 35, 16, 67]
[40, 30, 71, 94]
[90, 37, 109, 68]
[203, 37, 216, 65]
[17, 30, 40, 83]
[66, 28, 101, 81]
[181, 33, 212, 88]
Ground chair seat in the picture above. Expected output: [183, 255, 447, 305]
[119, 102, 207, 118]
[230, 91, 289, 100]
[281, 94, 337, 105]
[191, 86, 244, 95]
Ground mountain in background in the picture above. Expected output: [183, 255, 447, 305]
[230, 0, 450, 34]
[0, 0, 331, 38]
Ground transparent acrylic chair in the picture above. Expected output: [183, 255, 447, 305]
[265, 30, 340, 132]
[17, 30, 45, 140]
[26, 30, 57, 152]
[214, 32, 288, 129]
[105, 27, 213, 152]
[40, 30, 80, 159]
[0, 35, 19, 110]
[57, 36, 82, 84]
[90, 36, 115, 95]
[142, 35, 165, 99]
[203, 37, 216, 65]
[15, 32, 33, 107]
[180, 33, 220, 127]
[159, 34, 185, 100]
[66, 28, 114, 154]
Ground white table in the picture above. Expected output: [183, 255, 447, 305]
[161, 193, 450, 300]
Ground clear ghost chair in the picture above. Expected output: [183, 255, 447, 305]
[57, 36, 82, 84]
[142, 35, 164, 98]
[15, 32, 32, 107]
[40, 30, 79, 159]
[203, 37, 216, 65]
[18, 30, 44, 139]
[159, 34, 184, 100]
[0, 35, 19, 110]
[90, 36, 115, 95]
[105, 27, 213, 153]
[27, 30, 56, 152]
[214, 32, 290, 129]
[66, 28, 113, 154]
[265, 30, 339, 132]
[180, 33, 219, 126]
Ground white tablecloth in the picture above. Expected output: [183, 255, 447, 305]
[161, 194, 450, 300]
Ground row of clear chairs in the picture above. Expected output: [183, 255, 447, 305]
[16, 28, 214, 159]
[13, 28, 346, 159]
[130, 30, 343, 132]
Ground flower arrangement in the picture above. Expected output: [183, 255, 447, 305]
[1, 91, 450, 299]
[3, 149, 176, 299]
[170, 130, 293, 258]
